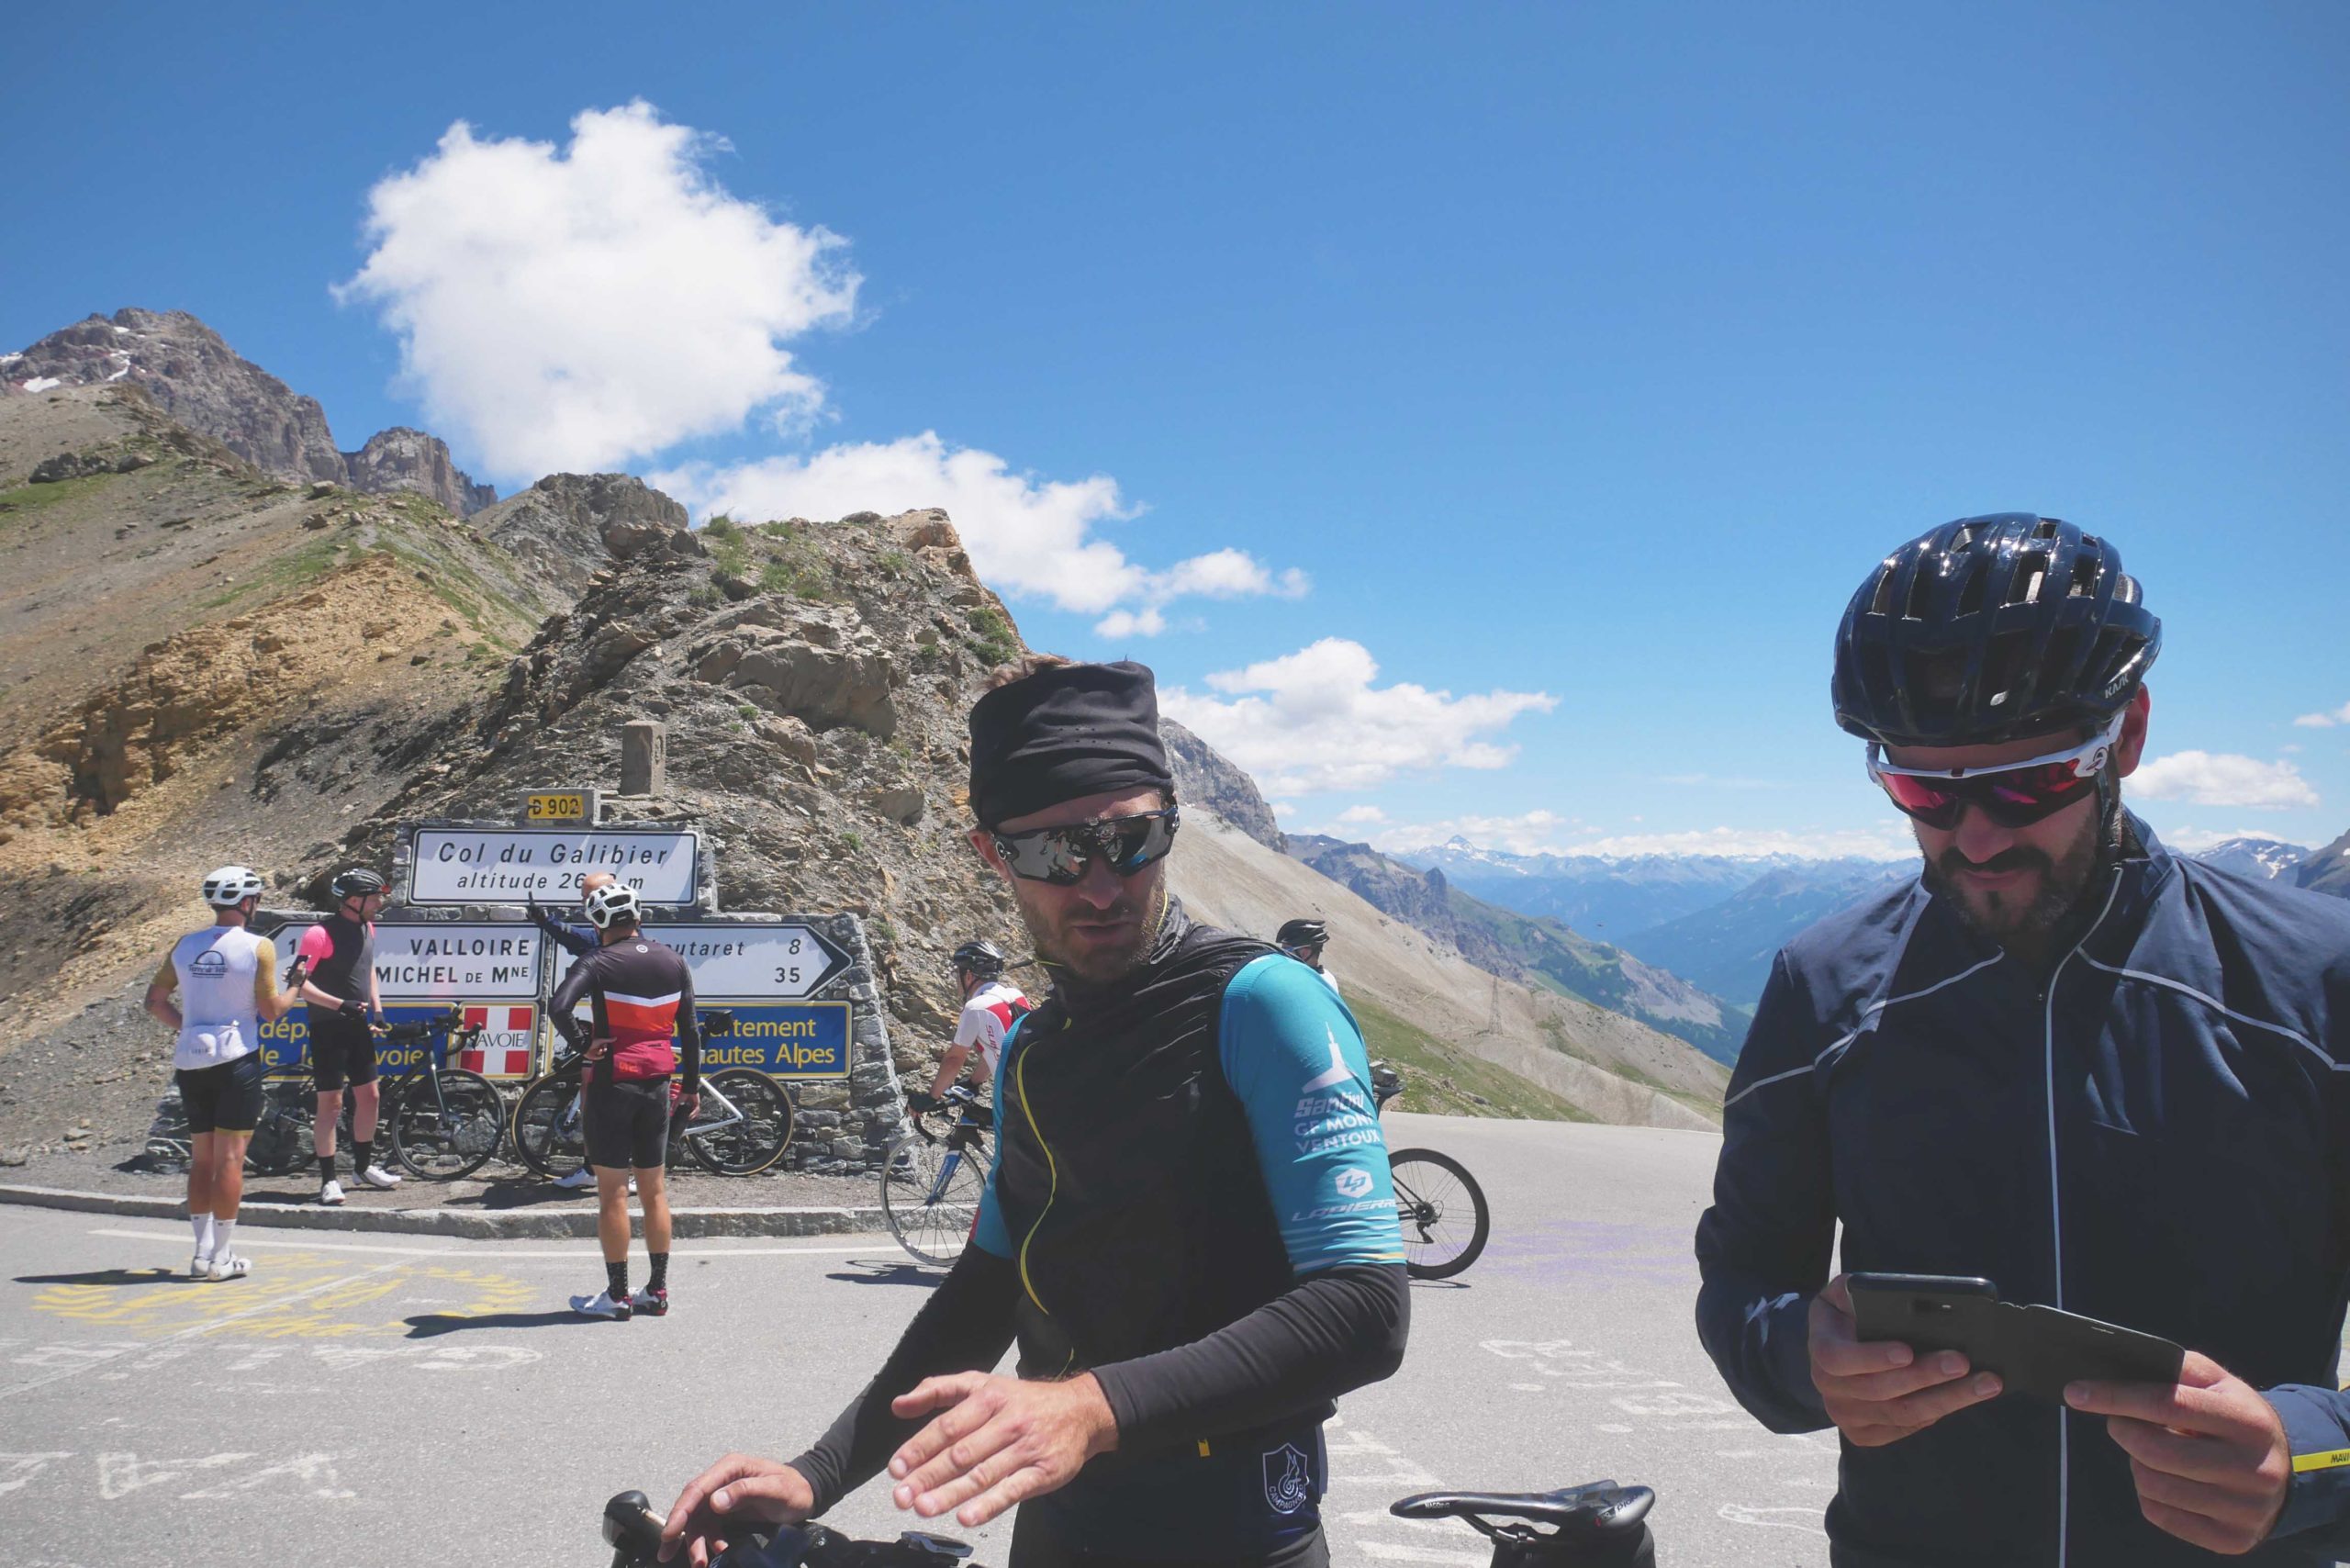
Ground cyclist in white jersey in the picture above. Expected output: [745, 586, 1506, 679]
[915, 939, 1030, 1111]
[142, 866, 310, 1281]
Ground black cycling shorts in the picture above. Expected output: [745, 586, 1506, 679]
[308, 1013, 379, 1092]
[178, 1052, 265, 1136]
[587, 1076, 671, 1170]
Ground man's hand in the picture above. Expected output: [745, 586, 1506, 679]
[1809, 1273, 2001, 1446]
[656, 1454, 813, 1567]
[886, 1371, 1119, 1528]
[905, 1090, 939, 1114]
[677, 1092, 699, 1120]
[587, 1035, 613, 1062]
[2066, 1350, 2290, 1554]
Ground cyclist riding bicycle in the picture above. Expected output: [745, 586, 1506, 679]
[1275, 919, 1338, 999]
[142, 865, 311, 1281]
[909, 939, 1031, 1120]
[293, 867, 402, 1204]
[554, 883, 700, 1321]
[661, 657, 1407, 1567]
[1695, 515, 2350, 1565]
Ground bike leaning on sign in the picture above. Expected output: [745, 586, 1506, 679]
[511, 1009, 794, 1179]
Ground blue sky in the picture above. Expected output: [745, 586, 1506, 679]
[6, 4, 2346, 859]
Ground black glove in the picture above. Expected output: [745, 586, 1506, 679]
[338, 995, 370, 1018]
[904, 1091, 939, 1114]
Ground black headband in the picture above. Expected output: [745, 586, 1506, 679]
[968, 661, 1176, 827]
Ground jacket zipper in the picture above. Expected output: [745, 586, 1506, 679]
[2044, 870, 2125, 1568]
[1012, 1033, 1078, 1377]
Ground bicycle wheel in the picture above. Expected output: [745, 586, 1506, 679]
[684, 1070, 794, 1176]
[880, 1129, 990, 1268]
[1388, 1148, 1490, 1280]
[510, 1076, 587, 1179]
[244, 1081, 315, 1176]
[387, 1069, 505, 1180]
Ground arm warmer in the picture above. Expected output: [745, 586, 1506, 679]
[675, 965, 700, 1093]
[1090, 1261, 1409, 1453]
[788, 1247, 1021, 1516]
[548, 954, 593, 1050]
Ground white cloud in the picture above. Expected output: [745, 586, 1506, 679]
[2293, 702, 2350, 729]
[1163, 639, 1555, 795]
[2132, 751, 2319, 810]
[656, 435, 1304, 631]
[1552, 825, 1918, 861]
[337, 101, 858, 479]
[1335, 805, 1388, 824]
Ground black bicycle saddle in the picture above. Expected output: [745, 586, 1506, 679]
[1393, 1481, 1655, 1538]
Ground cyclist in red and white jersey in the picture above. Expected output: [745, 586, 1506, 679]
[914, 939, 1030, 1112]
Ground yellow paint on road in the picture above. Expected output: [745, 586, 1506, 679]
[30, 1253, 533, 1339]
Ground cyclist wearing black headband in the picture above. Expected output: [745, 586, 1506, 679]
[662, 655, 1408, 1568]
[1696, 515, 2350, 1564]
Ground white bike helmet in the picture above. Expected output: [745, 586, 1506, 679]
[584, 883, 642, 930]
[201, 865, 267, 907]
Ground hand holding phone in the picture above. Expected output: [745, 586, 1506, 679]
[1848, 1273, 2184, 1404]
[1809, 1274, 2003, 1448]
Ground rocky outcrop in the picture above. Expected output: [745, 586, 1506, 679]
[474, 473, 690, 604]
[342, 427, 497, 514]
[6, 309, 495, 514]
[688, 602, 898, 739]
[1164, 716, 1284, 851]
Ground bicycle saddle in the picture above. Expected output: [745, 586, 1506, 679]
[704, 1008, 736, 1036]
[1391, 1476, 1654, 1541]
[601, 1491, 666, 1564]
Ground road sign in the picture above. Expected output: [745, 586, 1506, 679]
[700, 1003, 852, 1079]
[268, 921, 542, 1002]
[552, 923, 853, 1002]
[521, 789, 599, 824]
[407, 827, 700, 905]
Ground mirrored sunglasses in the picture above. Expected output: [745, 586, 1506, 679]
[990, 807, 1181, 885]
[1866, 713, 2121, 832]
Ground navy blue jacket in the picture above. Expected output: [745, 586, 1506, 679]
[1695, 818, 2350, 1566]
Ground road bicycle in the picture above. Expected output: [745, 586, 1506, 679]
[1373, 1061, 1493, 1281]
[153, 1009, 503, 1180]
[510, 1009, 794, 1178]
[879, 1080, 991, 1268]
[591, 1478, 1657, 1566]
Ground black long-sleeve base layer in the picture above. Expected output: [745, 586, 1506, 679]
[788, 1254, 1410, 1515]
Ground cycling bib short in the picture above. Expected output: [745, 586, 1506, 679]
[586, 1077, 673, 1170]
[178, 1051, 265, 1136]
[308, 1013, 379, 1092]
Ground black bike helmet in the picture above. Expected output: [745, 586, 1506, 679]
[1277, 918, 1329, 948]
[951, 938, 1007, 980]
[330, 867, 387, 902]
[1832, 514, 2160, 748]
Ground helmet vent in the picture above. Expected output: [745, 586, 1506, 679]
[2033, 518, 2061, 540]
[1903, 560, 1934, 621]
[1869, 563, 1899, 617]
[2068, 554, 2099, 598]
[1955, 557, 1987, 617]
[2009, 552, 2049, 607]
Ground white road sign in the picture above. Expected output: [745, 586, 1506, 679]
[407, 828, 700, 905]
[553, 923, 852, 1001]
[269, 920, 543, 1002]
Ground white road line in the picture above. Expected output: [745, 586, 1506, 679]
[83, 1227, 901, 1260]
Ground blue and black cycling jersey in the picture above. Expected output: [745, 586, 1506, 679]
[789, 902, 1407, 1563]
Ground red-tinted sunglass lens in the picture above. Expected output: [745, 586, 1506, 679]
[1879, 773, 1966, 828]
[1880, 762, 2096, 829]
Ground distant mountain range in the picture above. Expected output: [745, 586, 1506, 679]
[1393, 829, 2346, 1014]
[1288, 834, 1745, 1064]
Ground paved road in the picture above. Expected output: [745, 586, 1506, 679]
[0, 1114, 1838, 1566]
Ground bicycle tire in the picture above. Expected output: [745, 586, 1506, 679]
[244, 1081, 316, 1176]
[1388, 1148, 1490, 1280]
[387, 1069, 506, 1180]
[880, 1128, 990, 1268]
[510, 1075, 587, 1179]
[684, 1070, 794, 1176]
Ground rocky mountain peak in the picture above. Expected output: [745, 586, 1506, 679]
[1163, 716, 1284, 852]
[471, 472, 688, 605]
[6, 308, 496, 516]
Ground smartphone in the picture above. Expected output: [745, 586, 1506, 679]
[1847, 1273, 2184, 1403]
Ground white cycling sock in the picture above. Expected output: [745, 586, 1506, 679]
[190, 1213, 215, 1256]
[211, 1218, 236, 1258]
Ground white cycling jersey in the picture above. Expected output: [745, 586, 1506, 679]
[954, 980, 1031, 1080]
[156, 926, 277, 1071]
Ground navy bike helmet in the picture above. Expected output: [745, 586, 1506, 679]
[1832, 514, 2160, 748]
[951, 939, 1007, 979]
